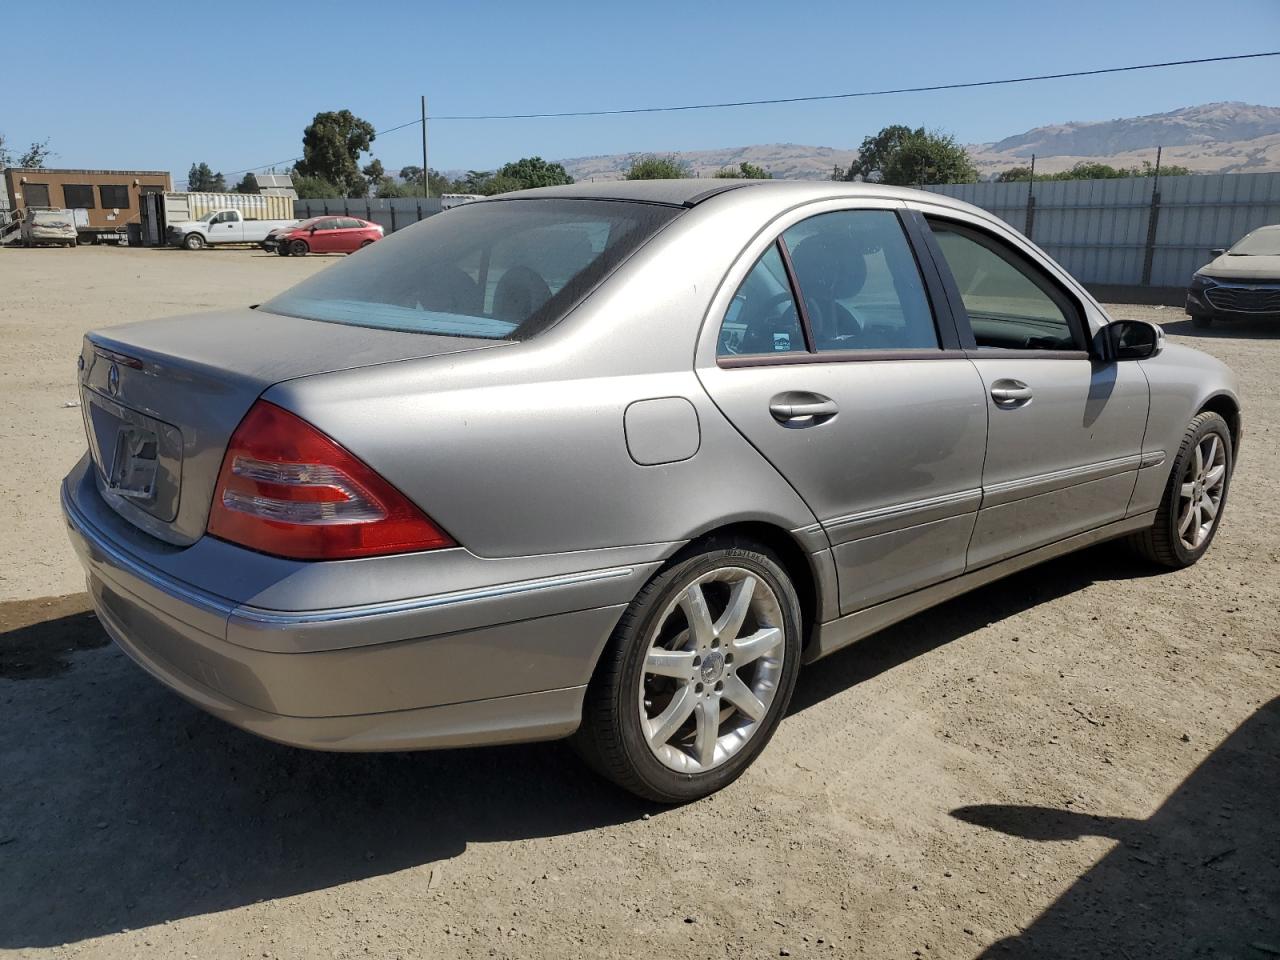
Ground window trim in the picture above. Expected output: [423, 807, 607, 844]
[921, 214, 1091, 357]
[98, 184, 131, 210]
[62, 184, 96, 210]
[716, 207, 955, 368]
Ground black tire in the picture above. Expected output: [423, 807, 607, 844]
[276, 245, 290, 257]
[289, 239, 309, 257]
[1191, 314, 1214, 329]
[574, 538, 803, 803]
[1130, 411, 1232, 568]
[183, 233, 206, 251]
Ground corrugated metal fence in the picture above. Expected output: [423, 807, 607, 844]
[292, 196, 444, 235]
[923, 172, 1280, 300]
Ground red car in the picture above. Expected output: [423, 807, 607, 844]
[268, 216, 384, 256]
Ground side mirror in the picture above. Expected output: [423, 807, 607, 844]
[309, 226, 317, 234]
[1101, 319, 1163, 361]
[1210, 248, 1227, 257]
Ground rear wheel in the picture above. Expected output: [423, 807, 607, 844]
[575, 540, 802, 803]
[289, 239, 309, 257]
[1130, 411, 1232, 568]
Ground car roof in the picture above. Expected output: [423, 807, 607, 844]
[498, 178, 981, 213]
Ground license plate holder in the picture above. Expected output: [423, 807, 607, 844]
[106, 426, 159, 500]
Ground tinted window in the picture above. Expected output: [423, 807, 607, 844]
[98, 185, 129, 209]
[63, 185, 95, 209]
[718, 244, 804, 357]
[782, 210, 937, 351]
[340, 218, 365, 229]
[930, 221, 1080, 351]
[262, 199, 680, 340]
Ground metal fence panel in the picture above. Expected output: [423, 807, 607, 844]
[924, 173, 1280, 294]
[292, 196, 443, 232]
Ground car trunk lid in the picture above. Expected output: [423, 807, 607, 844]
[80, 306, 504, 546]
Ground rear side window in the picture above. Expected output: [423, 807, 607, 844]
[718, 245, 805, 357]
[929, 220, 1082, 351]
[263, 199, 681, 340]
[783, 210, 937, 351]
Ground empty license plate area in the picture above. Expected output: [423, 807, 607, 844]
[84, 391, 183, 523]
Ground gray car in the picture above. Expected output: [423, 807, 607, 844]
[62, 180, 1242, 802]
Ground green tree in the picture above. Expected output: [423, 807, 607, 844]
[834, 125, 976, 186]
[291, 174, 343, 199]
[232, 173, 258, 194]
[294, 109, 376, 198]
[493, 156, 573, 189]
[2, 134, 54, 169]
[994, 160, 1196, 183]
[625, 155, 690, 180]
[713, 161, 772, 179]
[187, 161, 227, 191]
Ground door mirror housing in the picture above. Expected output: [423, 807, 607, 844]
[1210, 247, 1227, 257]
[1100, 319, 1163, 361]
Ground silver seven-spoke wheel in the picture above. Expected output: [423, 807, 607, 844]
[575, 540, 802, 802]
[1177, 433, 1227, 551]
[1130, 410, 1233, 569]
[639, 569, 785, 773]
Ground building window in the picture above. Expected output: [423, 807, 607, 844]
[99, 185, 130, 209]
[63, 185, 96, 209]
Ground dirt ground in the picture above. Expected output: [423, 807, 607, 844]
[0, 246, 1276, 959]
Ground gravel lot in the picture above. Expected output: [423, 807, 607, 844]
[1, 246, 1276, 959]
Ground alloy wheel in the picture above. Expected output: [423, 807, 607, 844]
[1178, 433, 1227, 551]
[638, 567, 786, 774]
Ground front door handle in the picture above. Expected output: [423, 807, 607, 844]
[990, 379, 1033, 408]
[769, 391, 838, 425]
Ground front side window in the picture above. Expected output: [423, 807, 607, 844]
[782, 210, 938, 351]
[63, 185, 95, 209]
[929, 220, 1081, 351]
[262, 198, 681, 340]
[98, 185, 129, 209]
[718, 245, 804, 357]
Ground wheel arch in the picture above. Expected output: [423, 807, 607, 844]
[660, 519, 829, 659]
[1197, 391, 1242, 459]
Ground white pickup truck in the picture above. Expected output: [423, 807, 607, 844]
[168, 208, 298, 250]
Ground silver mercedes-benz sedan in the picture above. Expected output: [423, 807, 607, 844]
[63, 180, 1241, 802]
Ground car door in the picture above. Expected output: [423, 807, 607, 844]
[211, 210, 241, 242]
[339, 218, 368, 252]
[311, 218, 342, 253]
[697, 201, 988, 615]
[915, 208, 1150, 568]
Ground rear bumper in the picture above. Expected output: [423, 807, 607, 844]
[62, 463, 654, 752]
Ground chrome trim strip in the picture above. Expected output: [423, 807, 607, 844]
[63, 481, 235, 618]
[823, 488, 982, 541]
[1140, 450, 1166, 469]
[65, 480, 636, 627]
[982, 454, 1143, 507]
[232, 568, 636, 626]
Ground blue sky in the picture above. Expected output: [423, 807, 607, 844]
[6, 0, 1278, 183]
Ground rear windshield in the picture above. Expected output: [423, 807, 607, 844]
[261, 198, 682, 339]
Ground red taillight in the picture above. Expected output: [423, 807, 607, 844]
[207, 400, 454, 560]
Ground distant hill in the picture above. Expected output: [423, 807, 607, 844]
[556, 102, 1280, 182]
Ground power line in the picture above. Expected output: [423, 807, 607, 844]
[219, 51, 1279, 175]
[428, 51, 1280, 120]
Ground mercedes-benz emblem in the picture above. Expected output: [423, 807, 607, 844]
[107, 363, 120, 397]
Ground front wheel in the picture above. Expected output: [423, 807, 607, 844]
[1130, 411, 1232, 568]
[1191, 314, 1214, 329]
[183, 233, 206, 250]
[575, 540, 803, 803]
[276, 245, 290, 257]
[289, 239, 309, 257]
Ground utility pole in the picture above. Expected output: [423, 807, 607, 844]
[421, 95, 429, 196]
[1024, 153, 1037, 239]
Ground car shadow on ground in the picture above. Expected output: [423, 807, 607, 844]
[1158, 317, 1280, 338]
[955, 696, 1280, 957]
[0, 546, 1219, 949]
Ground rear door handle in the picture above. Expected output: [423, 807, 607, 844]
[769, 391, 838, 425]
[990, 379, 1033, 407]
